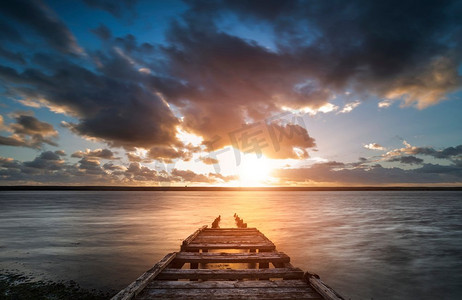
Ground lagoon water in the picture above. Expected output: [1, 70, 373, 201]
[0, 190, 461, 299]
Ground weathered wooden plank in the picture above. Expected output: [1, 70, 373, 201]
[174, 251, 290, 264]
[199, 232, 261, 236]
[111, 252, 176, 300]
[136, 287, 322, 299]
[190, 238, 268, 245]
[193, 235, 265, 240]
[156, 268, 304, 280]
[182, 243, 276, 251]
[201, 229, 259, 233]
[147, 279, 311, 289]
[203, 228, 258, 231]
[182, 225, 207, 246]
[306, 273, 345, 300]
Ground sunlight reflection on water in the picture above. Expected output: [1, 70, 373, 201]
[0, 190, 461, 299]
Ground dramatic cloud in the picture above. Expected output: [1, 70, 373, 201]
[0, 153, 236, 185]
[71, 148, 117, 159]
[91, 24, 112, 41]
[83, 0, 138, 19]
[386, 142, 462, 160]
[1, 0, 461, 186]
[205, 0, 462, 108]
[0, 46, 25, 64]
[0, 113, 58, 148]
[0, 0, 82, 54]
[388, 156, 424, 165]
[147, 145, 196, 163]
[0, 57, 180, 150]
[24, 151, 65, 170]
[171, 168, 210, 183]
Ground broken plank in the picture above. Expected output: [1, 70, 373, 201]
[173, 251, 290, 264]
[111, 252, 176, 300]
[156, 268, 304, 280]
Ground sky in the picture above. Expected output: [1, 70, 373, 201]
[0, 0, 461, 186]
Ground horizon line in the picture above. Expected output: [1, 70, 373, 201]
[1, 186, 461, 191]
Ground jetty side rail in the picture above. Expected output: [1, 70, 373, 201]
[111, 252, 177, 300]
[181, 225, 208, 249]
[112, 224, 208, 300]
[305, 272, 345, 300]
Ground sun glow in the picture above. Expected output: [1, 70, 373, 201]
[238, 155, 273, 186]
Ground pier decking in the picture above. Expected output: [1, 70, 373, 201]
[112, 215, 344, 300]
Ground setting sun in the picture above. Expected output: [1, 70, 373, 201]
[238, 155, 273, 186]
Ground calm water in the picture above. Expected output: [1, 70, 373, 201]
[0, 191, 461, 299]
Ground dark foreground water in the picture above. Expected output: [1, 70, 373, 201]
[0, 191, 461, 299]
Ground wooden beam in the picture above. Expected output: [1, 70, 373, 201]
[137, 287, 322, 299]
[174, 251, 290, 264]
[182, 243, 275, 251]
[199, 231, 260, 236]
[193, 235, 265, 241]
[190, 238, 267, 244]
[201, 228, 258, 231]
[156, 268, 304, 280]
[147, 280, 311, 289]
[111, 252, 176, 300]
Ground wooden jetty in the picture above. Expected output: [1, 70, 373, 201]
[112, 215, 344, 300]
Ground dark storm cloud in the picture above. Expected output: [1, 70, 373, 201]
[0, 0, 81, 54]
[0, 19, 22, 42]
[2, 0, 461, 166]
[0, 57, 179, 150]
[412, 145, 462, 159]
[388, 156, 424, 165]
[83, 0, 138, 19]
[91, 24, 112, 41]
[24, 151, 64, 170]
[0, 113, 58, 148]
[173, 0, 462, 109]
[0, 46, 26, 64]
[386, 144, 462, 160]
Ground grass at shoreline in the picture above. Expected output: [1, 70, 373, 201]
[0, 271, 114, 300]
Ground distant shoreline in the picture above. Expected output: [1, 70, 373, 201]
[0, 186, 461, 191]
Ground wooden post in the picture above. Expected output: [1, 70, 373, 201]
[190, 249, 199, 269]
[259, 249, 270, 269]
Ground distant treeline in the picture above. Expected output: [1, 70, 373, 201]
[0, 186, 461, 191]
